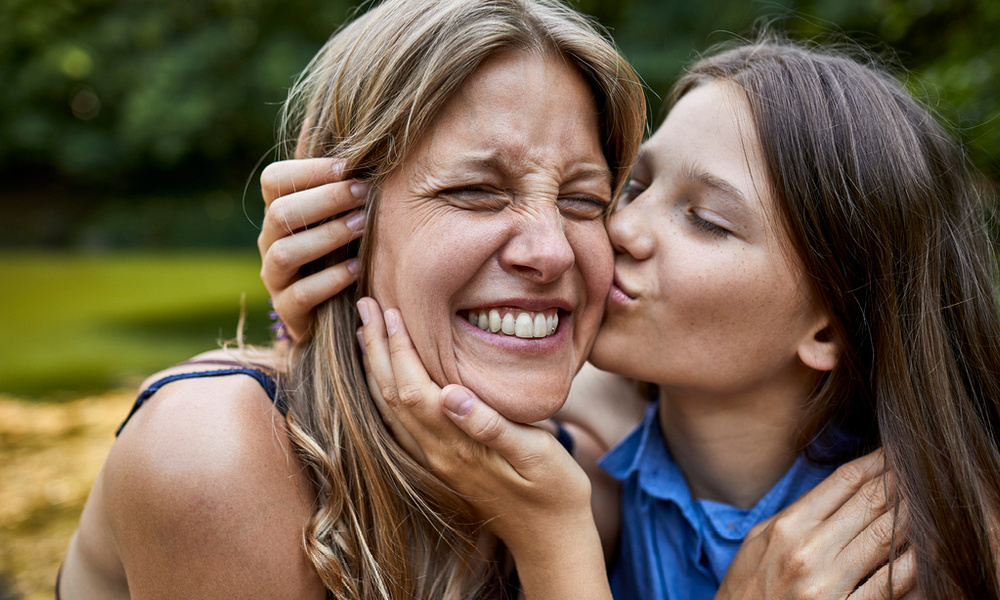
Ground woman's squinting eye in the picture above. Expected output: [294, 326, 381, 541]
[440, 186, 509, 211]
[557, 194, 610, 220]
[686, 208, 732, 239]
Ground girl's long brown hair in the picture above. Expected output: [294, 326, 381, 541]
[273, 1, 645, 598]
[673, 38, 1000, 598]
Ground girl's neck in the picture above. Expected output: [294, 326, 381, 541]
[656, 372, 813, 509]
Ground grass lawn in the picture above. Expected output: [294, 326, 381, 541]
[0, 250, 275, 598]
[0, 250, 273, 398]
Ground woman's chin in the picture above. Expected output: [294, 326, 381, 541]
[476, 384, 569, 424]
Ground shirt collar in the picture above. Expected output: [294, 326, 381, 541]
[601, 402, 703, 525]
[601, 401, 837, 542]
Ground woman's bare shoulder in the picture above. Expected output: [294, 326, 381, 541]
[98, 350, 325, 598]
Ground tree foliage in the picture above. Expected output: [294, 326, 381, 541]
[2, 0, 996, 247]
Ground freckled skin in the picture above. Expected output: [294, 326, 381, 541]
[371, 51, 614, 423]
[592, 82, 825, 399]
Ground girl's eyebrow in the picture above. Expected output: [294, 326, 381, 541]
[682, 162, 750, 207]
[679, 162, 758, 229]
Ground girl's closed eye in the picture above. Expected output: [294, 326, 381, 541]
[686, 208, 732, 238]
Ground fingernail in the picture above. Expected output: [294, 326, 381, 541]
[345, 257, 359, 274]
[356, 328, 366, 354]
[356, 300, 370, 325]
[345, 211, 365, 232]
[443, 388, 475, 417]
[332, 160, 345, 179]
[384, 310, 397, 336]
[350, 181, 370, 200]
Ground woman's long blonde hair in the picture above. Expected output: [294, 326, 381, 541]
[275, 1, 645, 597]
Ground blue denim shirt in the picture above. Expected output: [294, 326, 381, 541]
[600, 403, 839, 600]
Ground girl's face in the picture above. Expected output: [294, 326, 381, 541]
[590, 82, 832, 396]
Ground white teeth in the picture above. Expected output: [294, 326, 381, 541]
[515, 313, 534, 338]
[533, 313, 547, 337]
[465, 309, 561, 339]
[501, 313, 515, 335]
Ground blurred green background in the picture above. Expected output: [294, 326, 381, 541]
[1, 0, 997, 598]
[2, 0, 998, 398]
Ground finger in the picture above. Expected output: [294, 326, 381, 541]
[258, 180, 368, 253]
[850, 547, 917, 600]
[380, 308, 456, 431]
[790, 450, 886, 522]
[835, 487, 906, 585]
[357, 333, 427, 465]
[357, 298, 400, 410]
[777, 463, 894, 588]
[359, 301, 449, 445]
[260, 157, 346, 206]
[271, 262, 359, 340]
[262, 210, 364, 292]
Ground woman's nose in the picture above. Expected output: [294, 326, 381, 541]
[499, 206, 575, 284]
[608, 201, 654, 260]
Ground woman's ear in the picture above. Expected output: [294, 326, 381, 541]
[797, 314, 840, 372]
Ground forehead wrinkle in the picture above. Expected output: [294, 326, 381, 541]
[422, 145, 609, 188]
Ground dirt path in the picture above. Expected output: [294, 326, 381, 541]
[0, 390, 134, 600]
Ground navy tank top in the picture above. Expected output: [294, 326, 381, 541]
[115, 360, 286, 436]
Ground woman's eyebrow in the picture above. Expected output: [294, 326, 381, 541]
[565, 166, 613, 189]
[443, 152, 612, 187]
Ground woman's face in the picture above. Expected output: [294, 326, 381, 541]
[370, 51, 613, 423]
[590, 82, 827, 396]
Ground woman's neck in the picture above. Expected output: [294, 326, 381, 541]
[656, 371, 814, 509]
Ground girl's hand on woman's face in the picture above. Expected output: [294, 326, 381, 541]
[716, 450, 918, 600]
[259, 157, 369, 341]
[355, 296, 596, 555]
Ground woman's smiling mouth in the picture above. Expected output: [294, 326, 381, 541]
[463, 308, 561, 339]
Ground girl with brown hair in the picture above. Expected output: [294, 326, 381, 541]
[266, 35, 1000, 599]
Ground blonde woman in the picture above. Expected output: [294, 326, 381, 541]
[59, 0, 646, 598]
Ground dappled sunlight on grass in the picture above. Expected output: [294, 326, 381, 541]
[0, 390, 134, 600]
